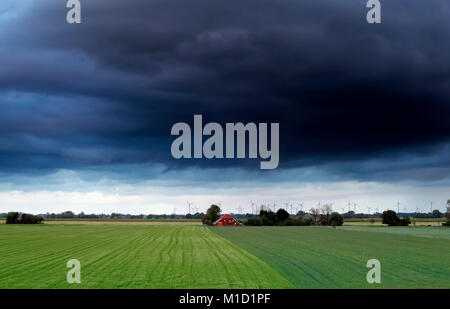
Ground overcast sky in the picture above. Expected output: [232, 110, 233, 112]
[0, 0, 449, 214]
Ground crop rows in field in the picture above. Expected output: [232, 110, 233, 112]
[1, 224, 449, 288]
[0, 225, 291, 288]
[211, 226, 450, 288]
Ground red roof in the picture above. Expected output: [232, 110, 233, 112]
[213, 214, 242, 226]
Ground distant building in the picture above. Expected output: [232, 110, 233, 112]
[213, 214, 243, 226]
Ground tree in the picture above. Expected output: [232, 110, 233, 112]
[329, 212, 344, 226]
[399, 216, 411, 227]
[344, 210, 355, 219]
[382, 210, 400, 226]
[296, 210, 306, 218]
[6, 212, 43, 224]
[276, 208, 290, 222]
[310, 208, 320, 221]
[431, 209, 443, 218]
[245, 218, 263, 226]
[60, 211, 75, 218]
[318, 216, 329, 226]
[202, 204, 221, 225]
[259, 210, 278, 226]
[321, 204, 333, 219]
[302, 215, 314, 226]
[281, 218, 302, 226]
[21, 213, 38, 224]
[446, 200, 450, 225]
[6, 212, 19, 224]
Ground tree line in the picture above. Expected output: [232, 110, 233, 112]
[6, 212, 44, 224]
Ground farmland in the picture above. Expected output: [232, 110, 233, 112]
[212, 226, 450, 288]
[338, 226, 450, 240]
[0, 223, 448, 288]
[0, 224, 292, 288]
[343, 218, 445, 226]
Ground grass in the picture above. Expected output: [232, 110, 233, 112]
[43, 218, 201, 222]
[339, 226, 450, 240]
[0, 224, 292, 289]
[1, 223, 448, 288]
[344, 218, 443, 222]
[42, 220, 201, 226]
[0, 219, 202, 225]
[211, 226, 450, 288]
[343, 218, 444, 226]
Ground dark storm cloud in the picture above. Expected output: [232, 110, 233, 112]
[0, 0, 449, 181]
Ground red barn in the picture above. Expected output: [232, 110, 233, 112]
[213, 214, 243, 226]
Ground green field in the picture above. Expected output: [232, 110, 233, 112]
[42, 218, 201, 223]
[0, 224, 291, 288]
[212, 226, 450, 288]
[338, 226, 450, 240]
[0, 224, 449, 288]
[344, 218, 443, 222]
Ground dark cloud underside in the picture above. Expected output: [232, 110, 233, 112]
[0, 0, 449, 181]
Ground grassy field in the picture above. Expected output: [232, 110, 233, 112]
[338, 226, 450, 240]
[344, 218, 443, 222]
[42, 220, 202, 226]
[343, 218, 445, 226]
[212, 226, 450, 288]
[42, 218, 201, 222]
[0, 219, 202, 225]
[0, 224, 292, 288]
[1, 223, 448, 288]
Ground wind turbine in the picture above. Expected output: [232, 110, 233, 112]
[186, 201, 192, 215]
